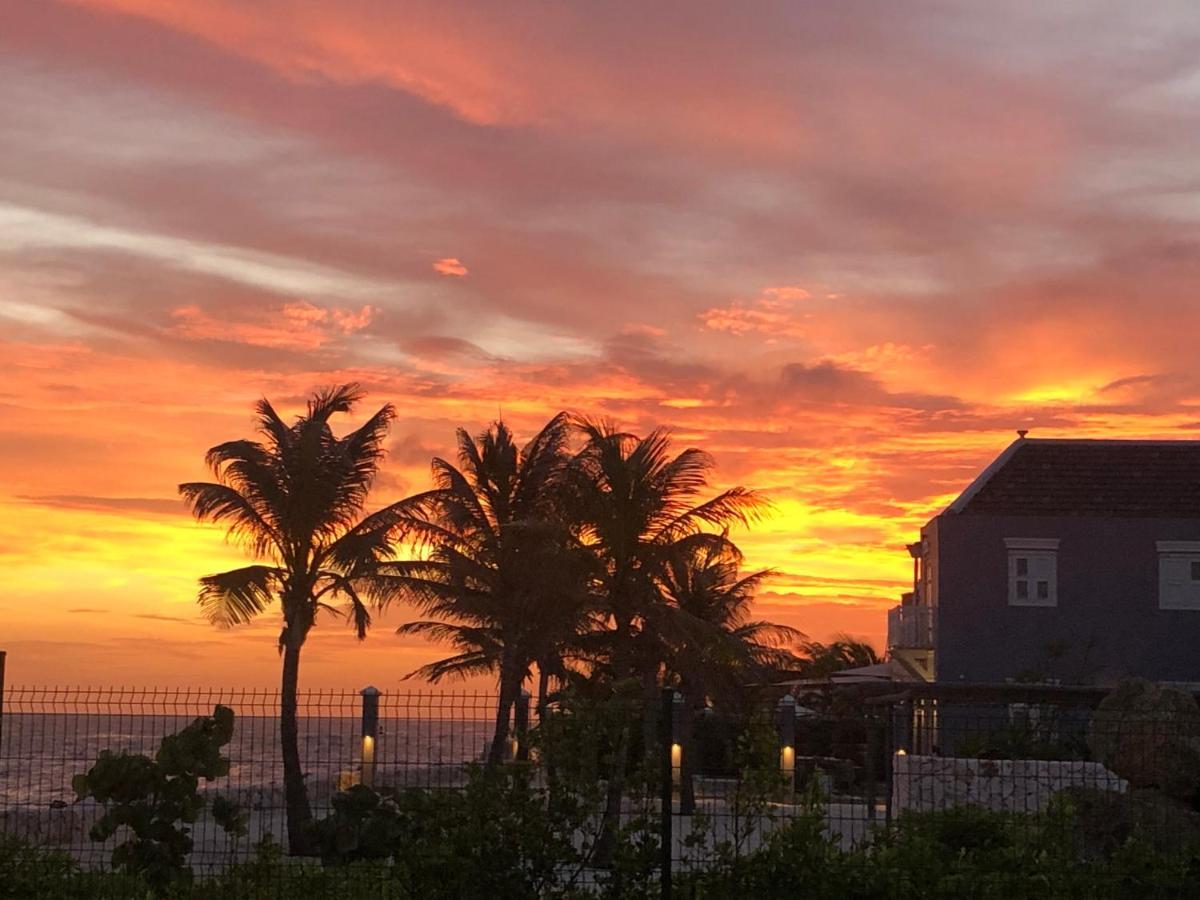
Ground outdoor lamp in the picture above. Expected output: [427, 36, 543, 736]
[670, 691, 684, 786]
[361, 685, 380, 788]
[776, 693, 797, 777]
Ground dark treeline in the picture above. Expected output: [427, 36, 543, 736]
[179, 384, 867, 855]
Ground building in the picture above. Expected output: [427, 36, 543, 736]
[888, 436, 1200, 686]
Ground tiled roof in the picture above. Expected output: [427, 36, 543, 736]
[951, 439, 1200, 517]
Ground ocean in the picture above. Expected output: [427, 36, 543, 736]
[0, 706, 498, 862]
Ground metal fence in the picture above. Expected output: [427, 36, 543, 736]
[877, 682, 1199, 849]
[0, 685, 512, 869]
[3, 675, 1198, 897]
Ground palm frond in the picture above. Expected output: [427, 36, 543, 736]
[179, 482, 279, 557]
[402, 650, 499, 683]
[253, 397, 293, 454]
[324, 403, 396, 526]
[306, 383, 365, 421]
[197, 565, 280, 627]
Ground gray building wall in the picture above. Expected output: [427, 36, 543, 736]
[931, 514, 1200, 685]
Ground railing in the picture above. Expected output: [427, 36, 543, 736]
[5, 678, 1200, 898]
[887, 603, 935, 650]
[0, 684, 880, 897]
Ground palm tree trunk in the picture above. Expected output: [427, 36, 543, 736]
[280, 639, 315, 855]
[595, 718, 631, 866]
[595, 628, 635, 867]
[487, 664, 519, 766]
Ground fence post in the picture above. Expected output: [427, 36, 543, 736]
[513, 689, 531, 761]
[660, 688, 677, 900]
[360, 685, 380, 788]
[0, 651, 5, 758]
[776, 693, 797, 801]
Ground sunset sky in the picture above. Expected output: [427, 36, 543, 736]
[5, 2, 1200, 687]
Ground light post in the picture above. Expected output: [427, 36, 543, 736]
[360, 685, 380, 788]
[776, 693, 796, 799]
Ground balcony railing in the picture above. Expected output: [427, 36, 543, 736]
[888, 604, 935, 650]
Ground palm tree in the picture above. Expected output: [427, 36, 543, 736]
[566, 418, 766, 859]
[655, 538, 801, 812]
[658, 536, 801, 703]
[798, 634, 881, 679]
[392, 414, 592, 765]
[180, 384, 413, 854]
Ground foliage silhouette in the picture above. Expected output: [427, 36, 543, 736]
[71, 705, 245, 895]
[391, 413, 593, 764]
[180, 384, 417, 853]
[564, 416, 768, 861]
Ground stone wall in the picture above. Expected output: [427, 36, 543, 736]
[892, 754, 1127, 814]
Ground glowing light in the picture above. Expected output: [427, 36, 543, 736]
[780, 745, 795, 773]
[362, 735, 376, 787]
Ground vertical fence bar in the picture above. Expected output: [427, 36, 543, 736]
[361, 686, 380, 788]
[660, 688, 676, 900]
[514, 690, 530, 761]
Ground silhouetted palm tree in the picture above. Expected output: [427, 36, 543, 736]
[566, 418, 766, 859]
[180, 384, 412, 854]
[656, 538, 801, 812]
[799, 634, 881, 678]
[658, 536, 800, 702]
[393, 414, 592, 764]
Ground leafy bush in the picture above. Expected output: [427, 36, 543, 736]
[71, 705, 247, 895]
[311, 785, 405, 865]
[311, 764, 605, 899]
[679, 804, 1200, 900]
[1050, 786, 1200, 858]
[1089, 679, 1200, 803]
[15, 804, 1200, 899]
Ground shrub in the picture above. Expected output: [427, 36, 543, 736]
[311, 764, 600, 899]
[71, 705, 247, 895]
[1050, 786, 1200, 858]
[1088, 679, 1200, 802]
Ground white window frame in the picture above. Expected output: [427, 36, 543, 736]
[1005, 538, 1059, 607]
[1157, 541, 1200, 610]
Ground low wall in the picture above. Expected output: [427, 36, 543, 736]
[892, 754, 1127, 814]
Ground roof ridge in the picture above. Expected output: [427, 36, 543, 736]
[944, 438, 1025, 515]
[946, 436, 1200, 518]
[1018, 437, 1200, 446]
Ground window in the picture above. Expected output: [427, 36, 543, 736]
[1158, 542, 1200, 610]
[1005, 538, 1059, 607]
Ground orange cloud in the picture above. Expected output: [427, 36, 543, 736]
[699, 285, 822, 337]
[170, 301, 374, 350]
[433, 257, 468, 277]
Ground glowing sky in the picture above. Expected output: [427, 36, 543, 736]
[6, 1, 1200, 687]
